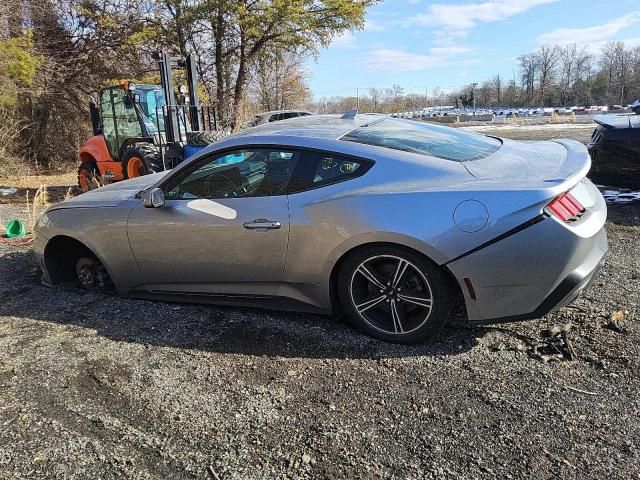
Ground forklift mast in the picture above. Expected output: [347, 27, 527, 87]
[186, 54, 201, 131]
[157, 51, 203, 168]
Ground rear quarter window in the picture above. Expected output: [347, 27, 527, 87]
[288, 150, 372, 193]
[340, 118, 501, 162]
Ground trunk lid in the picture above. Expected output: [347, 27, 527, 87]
[464, 138, 591, 187]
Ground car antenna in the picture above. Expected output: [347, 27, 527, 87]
[341, 109, 358, 120]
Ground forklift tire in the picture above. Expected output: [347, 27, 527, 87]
[121, 142, 163, 179]
[186, 131, 222, 146]
[78, 162, 100, 193]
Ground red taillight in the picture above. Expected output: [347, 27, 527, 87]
[546, 192, 586, 222]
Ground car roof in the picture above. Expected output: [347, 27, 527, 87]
[232, 113, 386, 141]
[260, 109, 312, 116]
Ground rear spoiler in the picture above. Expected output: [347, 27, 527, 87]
[549, 139, 591, 188]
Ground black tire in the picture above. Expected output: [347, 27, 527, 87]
[121, 142, 163, 179]
[186, 130, 222, 146]
[78, 162, 100, 193]
[634, 107, 640, 115]
[337, 245, 453, 344]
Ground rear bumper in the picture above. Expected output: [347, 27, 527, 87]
[447, 181, 608, 322]
[472, 244, 606, 324]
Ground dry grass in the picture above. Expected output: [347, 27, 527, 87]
[549, 112, 576, 124]
[0, 172, 76, 189]
[25, 185, 50, 232]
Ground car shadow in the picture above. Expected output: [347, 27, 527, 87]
[0, 250, 485, 359]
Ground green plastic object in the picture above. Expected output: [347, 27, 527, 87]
[5, 220, 26, 238]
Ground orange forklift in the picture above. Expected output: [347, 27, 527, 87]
[78, 52, 219, 192]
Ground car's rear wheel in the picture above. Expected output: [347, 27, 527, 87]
[338, 246, 452, 343]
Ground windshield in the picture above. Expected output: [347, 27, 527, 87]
[340, 118, 501, 162]
[135, 85, 166, 134]
[134, 84, 192, 137]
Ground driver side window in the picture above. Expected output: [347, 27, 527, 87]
[165, 149, 298, 200]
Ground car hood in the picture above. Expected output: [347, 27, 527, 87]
[50, 172, 169, 210]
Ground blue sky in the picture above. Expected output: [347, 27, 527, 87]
[307, 0, 640, 99]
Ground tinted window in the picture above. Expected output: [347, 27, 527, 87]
[313, 154, 362, 184]
[288, 150, 371, 193]
[341, 118, 501, 162]
[165, 149, 298, 200]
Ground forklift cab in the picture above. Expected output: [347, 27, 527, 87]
[79, 52, 218, 192]
[96, 83, 191, 160]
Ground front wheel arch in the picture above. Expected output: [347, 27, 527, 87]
[43, 235, 113, 290]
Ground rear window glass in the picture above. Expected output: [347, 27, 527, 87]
[340, 119, 501, 162]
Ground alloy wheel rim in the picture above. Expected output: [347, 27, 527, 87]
[127, 157, 144, 178]
[349, 255, 433, 335]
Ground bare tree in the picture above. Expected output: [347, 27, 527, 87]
[518, 52, 537, 105]
[535, 45, 559, 105]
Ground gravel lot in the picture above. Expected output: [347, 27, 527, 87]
[1, 126, 639, 478]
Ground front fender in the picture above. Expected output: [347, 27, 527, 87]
[36, 207, 145, 293]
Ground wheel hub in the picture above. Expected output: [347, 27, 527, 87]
[77, 265, 95, 289]
[380, 284, 402, 301]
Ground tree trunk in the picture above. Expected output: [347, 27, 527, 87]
[213, 8, 226, 129]
[231, 36, 247, 131]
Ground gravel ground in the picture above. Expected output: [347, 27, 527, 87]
[1, 123, 639, 478]
[0, 200, 639, 479]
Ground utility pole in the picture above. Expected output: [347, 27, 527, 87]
[356, 88, 359, 111]
[425, 87, 428, 112]
[471, 82, 478, 115]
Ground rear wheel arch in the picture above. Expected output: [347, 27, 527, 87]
[79, 152, 97, 164]
[329, 241, 464, 315]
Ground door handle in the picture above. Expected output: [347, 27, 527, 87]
[243, 219, 281, 230]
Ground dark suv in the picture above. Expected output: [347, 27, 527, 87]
[587, 115, 640, 187]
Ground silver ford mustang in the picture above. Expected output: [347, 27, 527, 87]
[34, 114, 608, 343]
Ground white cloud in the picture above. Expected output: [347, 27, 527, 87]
[581, 37, 640, 55]
[361, 49, 432, 71]
[538, 11, 640, 45]
[360, 46, 472, 72]
[364, 19, 386, 32]
[410, 0, 558, 31]
[331, 31, 357, 49]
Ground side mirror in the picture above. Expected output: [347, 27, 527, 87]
[143, 188, 165, 208]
